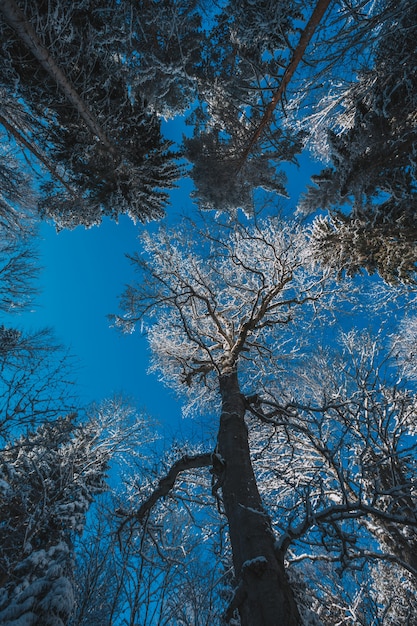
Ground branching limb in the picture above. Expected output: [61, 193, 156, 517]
[289, 546, 417, 580]
[117, 452, 213, 532]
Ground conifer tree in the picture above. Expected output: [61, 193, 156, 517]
[182, 0, 306, 214]
[0, 415, 108, 625]
[299, 0, 417, 283]
[0, 0, 180, 228]
[129, 0, 204, 118]
[0, 399, 149, 625]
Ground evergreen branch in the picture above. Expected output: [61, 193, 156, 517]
[0, 0, 115, 151]
[0, 113, 73, 193]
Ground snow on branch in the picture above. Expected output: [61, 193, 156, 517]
[237, 0, 332, 168]
[113, 215, 332, 417]
[118, 452, 213, 530]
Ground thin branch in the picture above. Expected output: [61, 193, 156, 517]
[289, 546, 417, 580]
[277, 499, 417, 555]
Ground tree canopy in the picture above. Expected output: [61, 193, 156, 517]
[1, 1, 417, 625]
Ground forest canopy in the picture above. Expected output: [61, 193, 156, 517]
[1, 1, 417, 625]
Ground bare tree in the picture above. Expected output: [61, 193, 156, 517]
[0, 326, 77, 443]
[72, 437, 227, 626]
[244, 325, 417, 622]
[112, 214, 333, 625]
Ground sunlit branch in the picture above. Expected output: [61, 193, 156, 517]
[278, 500, 417, 556]
[289, 547, 417, 580]
[118, 452, 213, 531]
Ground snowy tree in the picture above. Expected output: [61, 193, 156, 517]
[182, 0, 307, 214]
[0, 0, 180, 228]
[183, 132, 294, 214]
[0, 415, 106, 625]
[0, 398, 150, 626]
[129, 0, 204, 119]
[298, 0, 417, 283]
[1, 1, 416, 623]
[110, 212, 417, 624]
[112, 214, 336, 625]
[258, 327, 417, 567]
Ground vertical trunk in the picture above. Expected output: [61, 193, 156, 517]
[216, 371, 300, 626]
[379, 525, 417, 577]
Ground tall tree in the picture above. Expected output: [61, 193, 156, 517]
[113, 213, 417, 624]
[182, 0, 306, 214]
[298, 0, 417, 283]
[0, 0, 180, 228]
[0, 415, 106, 625]
[113, 214, 332, 625]
[235, 0, 332, 167]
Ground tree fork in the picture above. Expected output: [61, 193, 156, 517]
[217, 371, 300, 626]
[117, 452, 213, 533]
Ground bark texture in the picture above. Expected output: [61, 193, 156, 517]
[217, 371, 300, 626]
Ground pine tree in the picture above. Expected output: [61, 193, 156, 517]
[299, 0, 417, 283]
[0, 415, 108, 625]
[182, 0, 306, 214]
[0, 398, 149, 625]
[0, 0, 180, 228]
[129, 0, 204, 119]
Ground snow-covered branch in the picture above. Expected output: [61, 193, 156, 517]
[118, 452, 213, 529]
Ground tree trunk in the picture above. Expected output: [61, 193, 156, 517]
[237, 0, 332, 169]
[216, 371, 300, 626]
[380, 526, 417, 578]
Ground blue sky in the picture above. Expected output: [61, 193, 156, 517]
[10, 121, 191, 429]
[19, 210, 187, 429]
